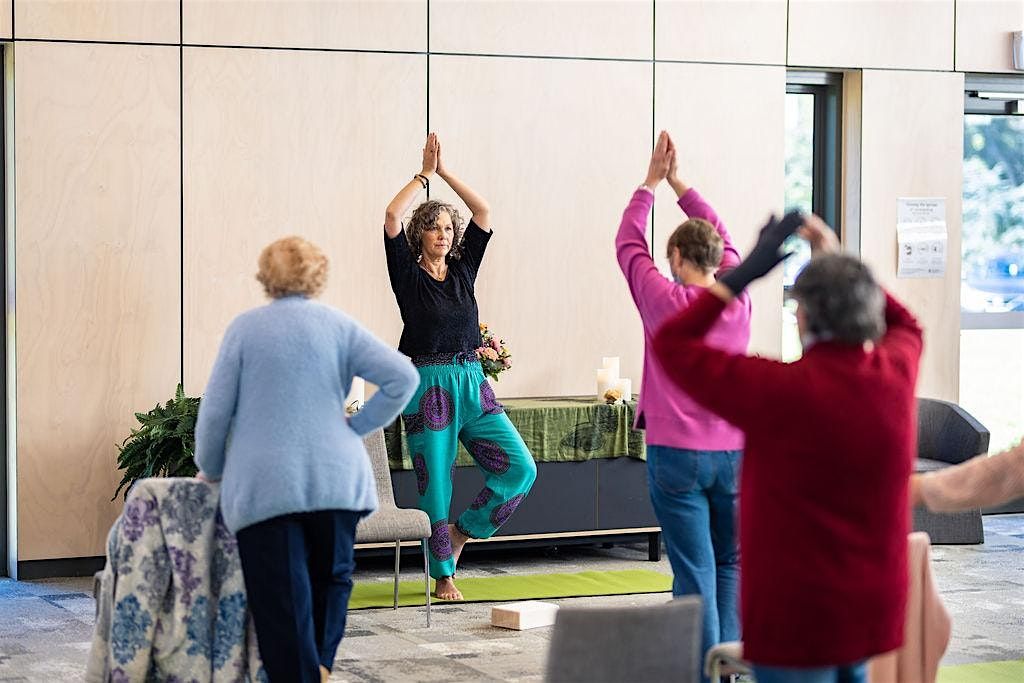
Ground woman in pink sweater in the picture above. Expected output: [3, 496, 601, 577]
[616, 131, 751, 671]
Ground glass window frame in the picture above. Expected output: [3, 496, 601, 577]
[786, 70, 843, 239]
[962, 74, 1024, 331]
[781, 72, 843, 360]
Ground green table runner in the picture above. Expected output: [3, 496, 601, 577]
[385, 396, 646, 470]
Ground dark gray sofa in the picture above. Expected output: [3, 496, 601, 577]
[913, 397, 990, 544]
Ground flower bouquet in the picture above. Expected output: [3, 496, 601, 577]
[476, 323, 512, 381]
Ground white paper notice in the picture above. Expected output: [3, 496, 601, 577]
[897, 198, 947, 278]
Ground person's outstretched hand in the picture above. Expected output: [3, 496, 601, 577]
[666, 132, 679, 182]
[644, 130, 674, 189]
[798, 214, 840, 256]
[422, 132, 439, 176]
[436, 136, 448, 177]
[718, 210, 804, 295]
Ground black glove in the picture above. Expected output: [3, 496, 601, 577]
[718, 210, 804, 295]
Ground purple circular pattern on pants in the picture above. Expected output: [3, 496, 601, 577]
[468, 439, 511, 475]
[479, 381, 504, 415]
[469, 487, 495, 511]
[403, 411, 425, 434]
[420, 386, 454, 431]
[413, 454, 429, 496]
[429, 520, 452, 562]
[490, 494, 526, 528]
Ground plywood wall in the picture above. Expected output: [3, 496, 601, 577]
[955, 0, 1024, 73]
[14, 42, 181, 560]
[789, 0, 955, 70]
[183, 47, 424, 394]
[15, 0, 179, 42]
[858, 69, 965, 402]
[8, 0, 1020, 562]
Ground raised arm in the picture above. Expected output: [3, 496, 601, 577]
[384, 133, 437, 238]
[436, 137, 491, 231]
[912, 441, 1024, 513]
[664, 134, 740, 271]
[616, 131, 703, 331]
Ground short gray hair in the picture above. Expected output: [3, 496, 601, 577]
[791, 254, 886, 344]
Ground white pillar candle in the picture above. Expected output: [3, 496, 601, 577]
[601, 356, 620, 382]
[346, 377, 365, 410]
[597, 368, 614, 401]
[615, 378, 632, 402]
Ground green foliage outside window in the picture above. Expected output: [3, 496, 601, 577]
[962, 115, 1024, 280]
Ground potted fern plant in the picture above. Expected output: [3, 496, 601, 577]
[112, 383, 201, 500]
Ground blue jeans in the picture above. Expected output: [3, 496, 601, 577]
[752, 662, 867, 683]
[646, 445, 741, 680]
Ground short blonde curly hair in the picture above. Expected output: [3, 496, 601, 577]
[256, 236, 328, 298]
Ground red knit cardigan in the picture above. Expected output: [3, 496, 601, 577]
[652, 289, 923, 667]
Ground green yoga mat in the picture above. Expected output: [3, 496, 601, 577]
[938, 660, 1024, 683]
[349, 569, 672, 609]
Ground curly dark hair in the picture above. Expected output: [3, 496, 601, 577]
[666, 218, 724, 272]
[405, 200, 465, 261]
[792, 254, 886, 344]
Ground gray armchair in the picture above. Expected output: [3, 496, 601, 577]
[545, 597, 703, 683]
[355, 429, 433, 625]
[913, 398, 990, 544]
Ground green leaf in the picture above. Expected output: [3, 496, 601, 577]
[112, 383, 202, 499]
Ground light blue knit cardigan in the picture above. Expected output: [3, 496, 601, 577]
[195, 295, 418, 533]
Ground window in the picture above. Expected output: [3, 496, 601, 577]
[960, 78, 1024, 452]
[783, 72, 842, 361]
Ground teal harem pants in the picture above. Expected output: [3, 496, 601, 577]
[404, 352, 537, 579]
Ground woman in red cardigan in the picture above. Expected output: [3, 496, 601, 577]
[653, 215, 923, 683]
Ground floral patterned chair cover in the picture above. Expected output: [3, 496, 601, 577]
[87, 478, 266, 682]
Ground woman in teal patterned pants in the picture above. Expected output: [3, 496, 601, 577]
[404, 354, 536, 582]
[383, 133, 537, 599]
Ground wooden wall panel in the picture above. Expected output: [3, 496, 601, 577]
[655, 0, 787, 65]
[859, 70, 964, 402]
[430, 0, 651, 59]
[16, 0, 179, 43]
[15, 42, 181, 560]
[429, 55, 651, 397]
[955, 0, 1024, 73]
[654, 63, 786, 358]
[183, 0, 426, 51]
[788, 0, 955, 70]
[0, 0, 11, 39]
[184, 49, 425, 394]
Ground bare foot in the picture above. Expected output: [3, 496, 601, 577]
[434, 575, 463, 601]
[448, 523, 470, 567]
[320, 665, 330, 683]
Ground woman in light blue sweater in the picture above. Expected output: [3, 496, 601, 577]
[195, 236, 418, 683]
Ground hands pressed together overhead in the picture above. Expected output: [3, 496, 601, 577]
[421, 132, 448, 178]
[644, 130, 675, 189]
[640, 130, 844, 298]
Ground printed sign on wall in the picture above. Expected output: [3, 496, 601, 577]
[897, 197, 947, 278]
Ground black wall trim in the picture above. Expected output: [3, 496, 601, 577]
[0, 43, 6, 577]
[18, 556, 105, 580]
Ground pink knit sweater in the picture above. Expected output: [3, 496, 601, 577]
[615, 187, 750, 450]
